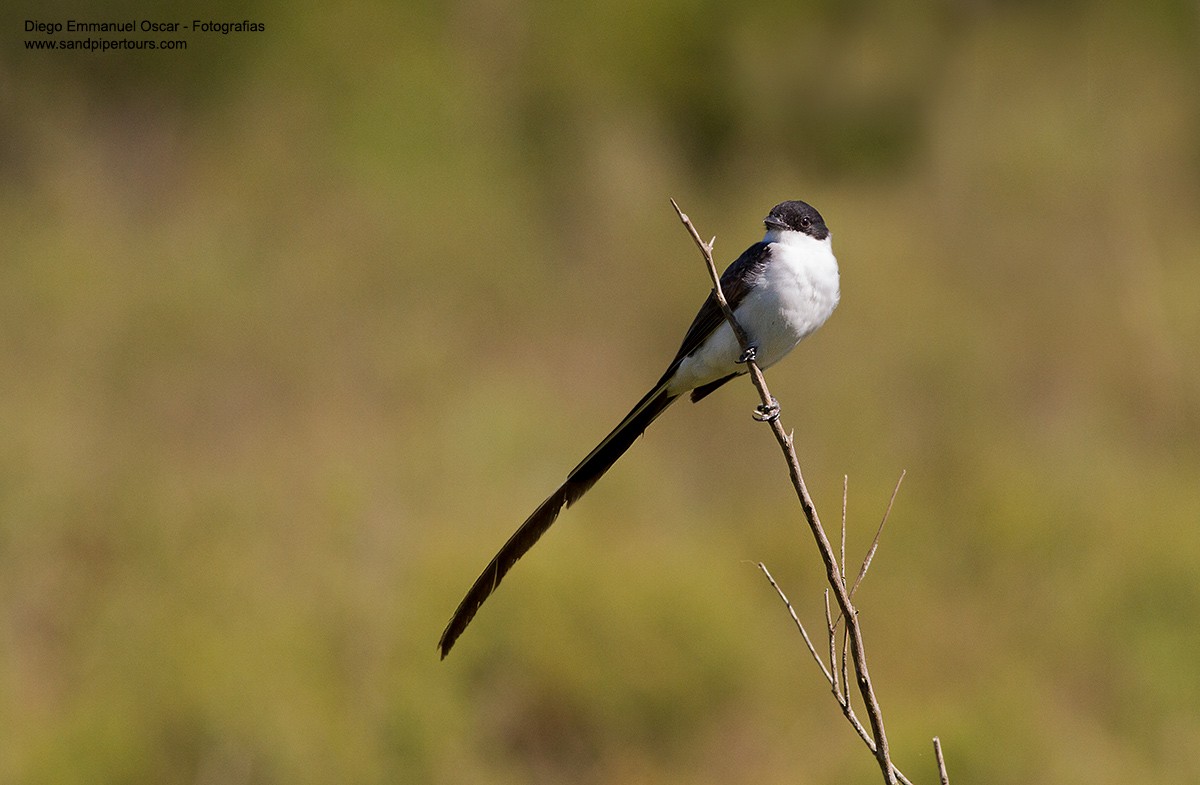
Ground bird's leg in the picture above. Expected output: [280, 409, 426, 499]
[734, 346, 778, 420]
[753, 398, 780, 422]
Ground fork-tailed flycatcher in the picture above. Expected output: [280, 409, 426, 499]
[438, 200, 840, 658]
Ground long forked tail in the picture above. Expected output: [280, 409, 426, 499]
[438, 383, 679, 658]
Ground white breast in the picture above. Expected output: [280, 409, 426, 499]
[668, 231, 839, 395]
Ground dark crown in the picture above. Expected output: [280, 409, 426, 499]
[764, 200, 828, 240]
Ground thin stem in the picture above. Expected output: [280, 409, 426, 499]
[850, 470, 906, 599]
[759, 563, 833, 686]
[824, 589, 839, 697]
[934, 737, 950, 785]
[841, 475, 849, 583]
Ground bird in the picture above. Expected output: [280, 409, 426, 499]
[438, 200, 840, 658]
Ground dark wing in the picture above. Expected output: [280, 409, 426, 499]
[652, 241, 771, 390]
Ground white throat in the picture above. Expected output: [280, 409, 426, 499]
[666, 227, 840, 395]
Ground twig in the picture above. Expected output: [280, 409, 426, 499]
[841, 475, 849, 582]
[830, 469, 907, 628]
[758, 563, 833, 686]
[840, 624, 851, 708]
[670, 199, 898, 784]
[668, 199, 748, 350]
[823, 590, 839, 696]
[934, 737, 950, 785]
[669, 199, 777, 416]
[850, 470, 906, 599]
[763, 562, 916, 785]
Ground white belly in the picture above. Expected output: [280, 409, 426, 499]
[667, 235, 839, 395]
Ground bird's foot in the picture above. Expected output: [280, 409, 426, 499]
[753, 398, 781, 422]
[737, 346, 758, 364]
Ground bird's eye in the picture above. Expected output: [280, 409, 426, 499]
[800, 216, 811, 227]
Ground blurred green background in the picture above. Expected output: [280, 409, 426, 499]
[2, 0, 1199, 783]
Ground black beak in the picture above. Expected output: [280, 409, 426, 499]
[763, 215, 788, 231]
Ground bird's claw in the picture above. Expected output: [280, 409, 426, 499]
[737, 346, 758, 364]
[753, 398, 781, 422]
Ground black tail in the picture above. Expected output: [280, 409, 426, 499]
[438, 385, 678, 658]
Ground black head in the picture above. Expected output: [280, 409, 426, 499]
[763, 200, 829, 240]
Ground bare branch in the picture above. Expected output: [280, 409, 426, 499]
[934, 737, 950, 785]
[670, 199, 898, 784]
[668, 199, 777, 416]
[823, 589, 839, 697]
[761, 564, 912, 785]
[758, 563, 833, 686]
[841, 475, 849, 582]
[669, 199, 746, 350]
[840, 624, 851, 707]
[850, 470, 906, 599]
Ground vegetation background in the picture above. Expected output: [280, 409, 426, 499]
[2, 0, 1198, 783]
